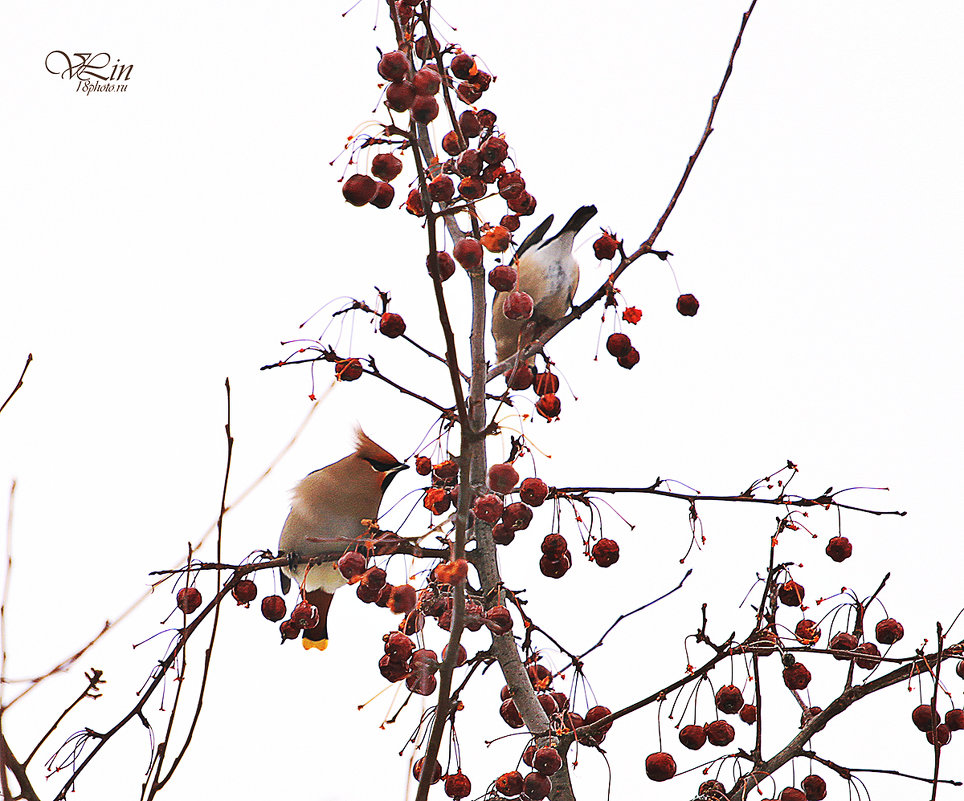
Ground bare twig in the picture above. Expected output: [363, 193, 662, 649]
[0, 354, 32, 418]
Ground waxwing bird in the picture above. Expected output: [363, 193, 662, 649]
[278, 429, 407, 651]
[492, 204, 598, 365]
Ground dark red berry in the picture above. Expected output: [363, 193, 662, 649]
[337, 551, 367, 581]
[704, 719, 735, 746]
[502, 501, 533, 531]
[450, 53, 475, 80]
[679, 724, 706, 750]
[427, 251, 456, 280]
[176, 587, 202, 614]
[532, 372, 559, 396]
[488, 263, 517, 292]
[802, 774, 827, 801]
[591, 538, 619, 567]
[593, 233, 618, 260]
[522, 772, 551, 800]
[783, 662, 812, 690]
[739, 704, 757, 725]
[379, 312, 406, 338]
[342, 174, 377, 206]
[912, 703, 940, 732]
[377, 50, 409, 82]
[290, 600, 320, 630]
[413, 757, 441, 785]
[778, 580, 805, 607]
[536, 394, 561, 421]
[520, 477, 549, 506]
[488, 463, 519, 494]
[715, 685, 744, 715]
[795, 619, 821, 645]
[676, 293, 700, 316]
[371, 153, 403, 182]
[385, 80, 416, 112]
[606, 332, 632, 358]
[261, 595, 286, 621]
[830, 631, 859, 659]
[854, 642, 880, 669]
[826, 535, 853, 562]
[499, 698, 524, 728]
[453, 237, 483, 269]
[231, 579, 257, 605]
[495, 771, 523, 797]
[335, 358, 363, 381]
[875, 617, 904, 645]
[369, 181, 394, 209]
[617, 348, 640, 369]
[644, 752, 676, 782]
[472, 493, 503, 523]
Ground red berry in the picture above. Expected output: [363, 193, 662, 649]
[501, 501, 533, 531]
[536, 694, 558, 716]
[532, 371, 559, 396]
[505, 364, 533, 390]
[704, 719, 735, 746]
[536, 394, 561, 421]
[495, 771, 523, 797]
[507, 191, 537, 216]
[700, 780, 727, 799]
[644, 752, 677, 782]
[622, 306, 642, 324]
[875, 617, 904, 645]
[385, 80, 416, 112]
[388, 584, 417, 615]
[428, 175, 455, 203]
[520, 477, 549, 506]
[337, 551, 367, 581]
[455, 149, 482, 177]
[379, 312, 406, 338]
[802, 775, 827, 800]
[778, 580, 805, 607]
[335, 358, 363, 382]
[715, 685, 744, 715]
[450, 53, 475, 80]
[231, 579, 257, 606]
[413, 757, 441, 785]
[502, 290, 534, 320]
[532, 746, 562, 775]
[593, 233, 618, 260]
[402, 609, 425, 634]
[477, 108, 497, 128]
[501, 213, 521, 232]
[383, 630, 415, 659]
[946, 709, 964, 731]
[413, 66, 440, 95]
[854, 642, 880, 669]
[279, 619, 300, 641]
[411, 94, 439, 124]
[617, 348, 640, 369]
[780, 789, 807, 801]
[539, 553, 571, 579]
[585, 705, 613, 733]
[926, 723, 951, 747]
[176, 587, 202, 614]
[342, 174, 377, 206]
[912, 703, 940, 732]
[369, 181, 394, 209]
[488, 463, 519, 494]
[456, 81, 482, 104]
[427, 251, 456, 280]
[481, 226, 511, 253]
[441, 642, 467, 667]
[484, 605, 513, 635]
[290, 600, 320, 630]
[378, 653, 409, 682]
[782, 662, 812, 690]
[415, 455, 432, 476]
[377, 50, 409, 82]
[541, 533, 568, 559]
[434, 558, 468, 586]
[826, 535, 852, 562]
[522, 772, 551, 800]
[361, 567, 386, 590]
[605, 332, 632, 358]
[261, 595, 286, 621]
[441, 130, 464, 156]
[469, 70, 491, 90]
[498, 170, 525, 199]
[371, 153, 403, 182]
[458, 176, 486, 201]
[472, 493, 504, 523]
[739, 704, 757, 725]
[830, 631, 859, 659]
[480, 136, 508, 164]
[453, 237, 483, 270]
[405, 187, 425, 216]
[433, 459, 459, 482]
[591, 538, 619, 567]
[499, 698, 524, 728]
[406, 671, 437, 696]
[492, 523, 515, 545]
[676, 293, 700, 316]
[679, 724, 706, 750]
[457, 109, 481, 138]
[794, 619, 821, 645]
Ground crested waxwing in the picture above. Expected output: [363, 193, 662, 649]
[278, 429, 408, 652]
[491, 204, 598, 365]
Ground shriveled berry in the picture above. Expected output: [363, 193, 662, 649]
[441, 130, 464, 156]
[415, 455, 432, 475]
[783, 662, 812, 690]
[489, 264, 517, 291]
[498, 170, 525, 200]
[926, 723, 951, 746]
[434, 558, 469, 586]
[532, 746, 562, 775]
[541, 533, 568, 558]
[802, 774, 827, 801]
[715, 685, 744, 715]
[279, 618, 300, 641]
[379, 312, 406, 338]
[176, 587, 202, 614]
[453, 237, 483, 270]
[826, 535, 853, 562]
[427, 251, 456, 280]
[428, 175, 455, 203]
[502, 501, 533, 531]
[912, 703, 940, 732]
[591, 538, 619, 567]
[778, 580, 805, 607]
[388, 584, 417, 615]
[488, 462, 519, 494]
[458, 109, 481, 138]
[232, 579, 257, 605]
[450, 53, 475, 80]
[676, 293, 700, 316]
[405, 187, 425, 216]
[495, 771, 523, 797]
[290, 600, 320, 630]
[456, 81, 482, 104]
[854, 642, 880, 669]
[618, 348, 640, 369]
[406, 671, 437, 696]
[411, 94, 439, 124]
[413, 67, 440, 95]
[875, 617, 904, 645]
[739, 704, 757, 725]
[342, 174, 377, 206]
[384, 630, 415, 659]
[458, 176, 486, 200]
[480, 136, 508, 164]
[377, 50, 409, 82]
[385, 80, 416, 112]
[500, 698, 524, 728]
[455, 149, 482, 177]
[401, 609, 424, 634]
[481, 225, 511, 253]
[795, 619, 821, 645]
[507, 191, 537, 216]
[491, 523, 515, 545]
[477, 108, 497, 128]
[472, 493, 504, 523]
[371, 153, 403, 182]
[501, 213, 520, 232]
[356, 581, 381, 604]
[532, 371, 560, 396]
[484, 605, 513, 635]
[700, 780, 727, 799]
[335, 358, 363, 381]
[779, 789, 807, 801]
[830, 631, 859, 659]
[704, 719, 735, 746]
[644, 752, 676, 782]
[520, 477, 549, 506]
[369, 181, 395, 209]
[539, 554, 570, 579]
[378, 653, 409, 682]
[593, 233, 619, 260]
[413, 34, 438, 60]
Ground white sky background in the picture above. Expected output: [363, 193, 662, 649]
[1, 2, 963, 800]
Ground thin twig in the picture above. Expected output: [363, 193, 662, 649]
[0, 354, 32, 418]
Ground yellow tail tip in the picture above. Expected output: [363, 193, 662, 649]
[303, 637, 328, 652]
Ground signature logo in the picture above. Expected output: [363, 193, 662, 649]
[45, 51, 133, 94]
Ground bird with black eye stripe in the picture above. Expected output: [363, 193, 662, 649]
[278, 429, 408, 651]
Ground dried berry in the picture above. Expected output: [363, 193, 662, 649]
[644, 752, 677, 782]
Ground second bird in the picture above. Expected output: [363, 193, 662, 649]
[491, 204, 597, 365]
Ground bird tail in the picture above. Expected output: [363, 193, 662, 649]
[559, 205, 598, 236]
[301, 588, 335, 652]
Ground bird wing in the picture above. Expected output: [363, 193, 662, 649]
[514, 214, 554, 260]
